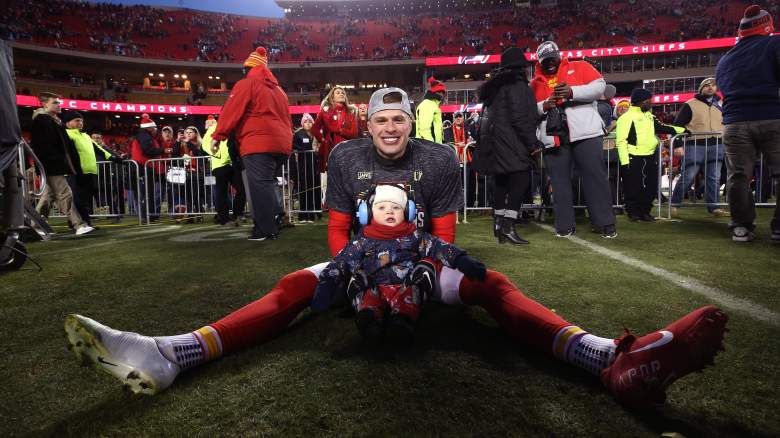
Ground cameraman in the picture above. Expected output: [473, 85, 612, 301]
[531, 41, 616, 238]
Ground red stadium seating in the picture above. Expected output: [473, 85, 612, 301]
[0, 0, 758, 63]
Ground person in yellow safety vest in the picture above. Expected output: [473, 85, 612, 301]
[203, 115, 247, 226]
[415, 76, 446, 143]
[615, 89, 687, 222]
[63, 110, 122, 227]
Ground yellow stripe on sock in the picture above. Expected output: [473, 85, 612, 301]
[553, 326, 586, 359]
[195, 326, 222, 360]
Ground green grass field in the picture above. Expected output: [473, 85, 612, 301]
[2, 209, 779, 437]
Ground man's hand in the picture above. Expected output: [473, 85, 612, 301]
[211, 139, 220, 154]
[408, 260, 436, 299]
[553, 82, 572, 99]
[346, 270, 369, 301]
[454, 255, 486, 281]
[542, 95, 558, 112]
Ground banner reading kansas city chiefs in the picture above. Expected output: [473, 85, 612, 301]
[425, 37, 737, 66]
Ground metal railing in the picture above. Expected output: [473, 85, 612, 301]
[27, 159, 143, 225]
[284, 150, 323, 223]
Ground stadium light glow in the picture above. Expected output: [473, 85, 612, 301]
[182, 74, 187, 79]
[158, 73, 164, 78]
[174, 74, 180, 78]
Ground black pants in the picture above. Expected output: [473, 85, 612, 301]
[622, 154, 658, 218]
[544, 136, 615, 232]
[493, 170, 530, 219]
[242, 153, 287, 236]
[213, 164, 246, 223]
[723, 120, 780, 231]
[71, 174, 98, 225]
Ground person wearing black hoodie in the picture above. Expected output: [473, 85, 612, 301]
[472, 48, 537, 245]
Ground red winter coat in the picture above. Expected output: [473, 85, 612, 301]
[213, 65, 292, 157]
[312, 103, 358, 171]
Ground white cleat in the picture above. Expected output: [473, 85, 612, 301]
[75, 225, 95, 236]
[64, 314, 180, 395]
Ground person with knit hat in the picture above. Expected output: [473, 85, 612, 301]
[63, 110, 121, 227]
[530, 40, 617, 238]
[615, 89, 686, 222]
[670, 77, 729, 218]
[30, 95, 94, 235]
[210, 46, 292, 241]
[291, 113, 321, 223]
[311, 183, 486, 343]
[472, 47, 536, 244]
[415, 76, 446, 143]
[715, 4, 780, 242]
[130, 113, 166, 222]
[311, 86, 359, 173]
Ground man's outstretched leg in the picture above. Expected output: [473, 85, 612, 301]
[65, 266, 324, 394]
[450, 268, 728, 407]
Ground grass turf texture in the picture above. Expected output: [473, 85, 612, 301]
[1, 210, 779, 437]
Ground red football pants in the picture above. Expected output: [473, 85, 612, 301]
[355, 284, 422, 322]
[210, 269, 570, 355]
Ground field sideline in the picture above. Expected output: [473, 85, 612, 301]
[2, 210, 779, 437]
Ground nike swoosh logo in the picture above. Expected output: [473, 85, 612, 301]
[627, 331, 674, 354]
[97, 356, 118, 367]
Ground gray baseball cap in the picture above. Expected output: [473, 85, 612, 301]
[536, 41, 560, 61]
[368, 87, 413, 119]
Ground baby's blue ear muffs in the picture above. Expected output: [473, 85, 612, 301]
[405, 198, 417, 223]
[356, 185, 418, 226]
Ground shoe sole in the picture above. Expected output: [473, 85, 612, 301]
[64, 315, 160, 395]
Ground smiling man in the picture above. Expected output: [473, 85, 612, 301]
[65, 88, 728, 410]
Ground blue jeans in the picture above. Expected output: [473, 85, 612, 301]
[671, 142, 724, 211]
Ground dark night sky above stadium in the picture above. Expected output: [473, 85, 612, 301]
[94, 0, 285, 17]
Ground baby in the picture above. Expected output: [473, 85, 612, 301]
[312, 183, 486, 343]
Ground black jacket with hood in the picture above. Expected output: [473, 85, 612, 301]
[471, 68, 538, 175]
[30, 109, 81, 176]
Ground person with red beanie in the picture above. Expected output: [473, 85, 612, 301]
[210, 47, 292, 241]
[66, 88, 728, 410]
[415, 76, 446, 143]
[715, 4, 780, 242]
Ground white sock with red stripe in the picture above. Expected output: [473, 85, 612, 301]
[552, 326, 616, 375]
[154, 326, 223, 370]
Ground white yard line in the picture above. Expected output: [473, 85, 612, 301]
[35, 225, 216, 256]
[536, 224, 780, 327]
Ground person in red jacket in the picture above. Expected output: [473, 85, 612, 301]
[311, 86, 359, 172]
[210, 47, 292, 241]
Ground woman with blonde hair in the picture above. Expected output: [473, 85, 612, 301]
[174, 125, 208, 220]
[311, 86, 358, 172]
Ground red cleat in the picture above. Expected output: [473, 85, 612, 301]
[601, 305, 728, 407]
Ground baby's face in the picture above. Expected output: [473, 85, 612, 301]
[372, 201, 404, 226]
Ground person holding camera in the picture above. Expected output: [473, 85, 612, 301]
[530, 41, 616, 238]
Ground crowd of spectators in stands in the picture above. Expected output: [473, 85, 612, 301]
[0, 0, 761, 63]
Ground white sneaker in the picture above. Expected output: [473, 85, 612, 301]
[731, 226, 755, 242]
[64, 314, 180, 394]
[75, 225, 95, 236]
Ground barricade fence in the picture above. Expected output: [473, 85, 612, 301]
[460, 135, 774, 222]
[24, 137, 775, 228]
[284, 150, 323, 223]
[143, 156, 216, 223]
[27, 159, 143, 225]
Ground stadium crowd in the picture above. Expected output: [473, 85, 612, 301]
[0, 0, 765, 63]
